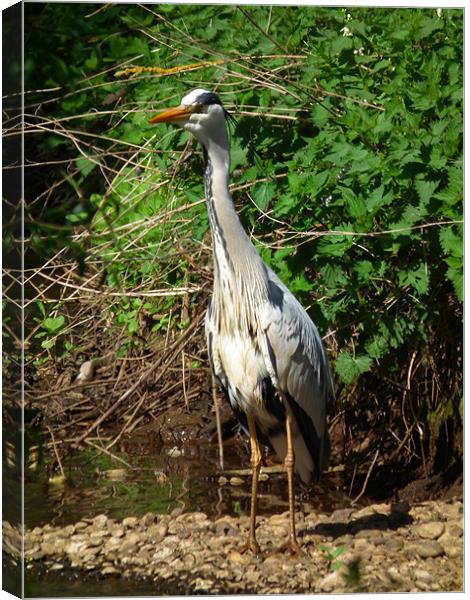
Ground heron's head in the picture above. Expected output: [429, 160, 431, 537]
[149, 89, 228, 149]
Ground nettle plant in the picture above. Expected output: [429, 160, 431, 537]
[23, 4, 462, 462]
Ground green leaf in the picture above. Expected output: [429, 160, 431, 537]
[41, 339, 56, 350]
[353, 260, 373, 283]
[335, 352, 372, 385]
[446, 266, 463, 302]
[316, 234, 353, 257]
[434, 167, 463, 205]
[342, 188, 366, 219]
[414, 176, 439, 205]
[439, 227, 463, 258]
[76, 157, 96, 177]
[42, 316, 65, 334]
[253, 181, 275, 211]
[398, 263, 429, 295]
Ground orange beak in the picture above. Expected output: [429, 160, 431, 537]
[148, 105, 194, 124]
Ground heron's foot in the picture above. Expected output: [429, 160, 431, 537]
[264, 537, 303, 559]
[240, 537, 261, 556]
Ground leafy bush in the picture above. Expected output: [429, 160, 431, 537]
[19, 4, 462, 471]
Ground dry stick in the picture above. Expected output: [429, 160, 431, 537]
[46, 425, 65, 479]
[105, 389, 150, 451]
[75, 311, 205, 446]
[212, 374, 225, 471]
[84, 439, 131, 468]
[350, 448, 380, 505]
[106, 316, 202, 450]
[27, 378, 120, 401]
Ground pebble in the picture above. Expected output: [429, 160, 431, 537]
[102, 565, 120, 575]
[229, 476, 244, 486]
[414, 521, 445, 540]
[92, 514, 108, 528]
[414, 569, 432, 583]
[228, 550, 250, 565]
[413, 540, 444, 558]
[9, 498, 463, 594]
[438, 533, 462, 558]
[146, 523, 168, 543]
[141, 512, 157, 527]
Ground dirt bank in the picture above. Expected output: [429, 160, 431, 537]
[6, 497, 463, 594]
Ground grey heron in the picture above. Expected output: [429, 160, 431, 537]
[149, 89, 335, 554]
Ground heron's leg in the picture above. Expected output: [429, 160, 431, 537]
[263, 413, 302, 558]
[241, 414, 261, 555]
[211, 374, 224, 470]
[284, 413, 302, 554]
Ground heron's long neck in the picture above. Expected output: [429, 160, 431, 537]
[203, 137, 266, 309]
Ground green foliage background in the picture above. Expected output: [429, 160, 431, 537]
[22, 4, 462, 471]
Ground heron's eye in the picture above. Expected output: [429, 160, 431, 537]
[193, 103, 206, 114]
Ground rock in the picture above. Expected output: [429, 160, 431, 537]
[214, 520, 239, 537]
[414, 521, 445, 540]
[437, 502, 462, 521]
[382, 537, 404, 552]
[413, 540, 444, 558]
[122, 516, 138, 528]
[146, 523, 168, 543]
[102, 565, 120, 575]
[228, 550, 251, 565]
[330, 508, 353, 523]
[92, 514, 108, 528]
[141, 512, 157, 527]
[229, 477, 244, 486]
[110, 526, 125, 538]
[386, 566, 403, 583]
[445, 522, 463, 538]
[438, 533, 462, 558]
[48, 563, 64, 571]
[414, 569, 432, 584]
[40, 542, 56, 556]
[319, 570, 342, 592]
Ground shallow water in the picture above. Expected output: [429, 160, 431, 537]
[23, 432, 352, 597]
[25, 435, 351, 530]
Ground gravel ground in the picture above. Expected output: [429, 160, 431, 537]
[4, 498, 463, 594]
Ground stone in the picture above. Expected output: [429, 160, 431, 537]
[445, 522, 463, 538]
[92, 514, 108, 528]
[438, 533, 463, 558]
[110, 526, 125, 538]
[414, 521, 445, 540]
[228, 550, 251, 565]
[102, 565, 120, 575]
[229, 477, 244, 486]
[122, 516, 138, 528]
[146, 523, 168, 543]
[319, 570, 342, 592]
[141, 512, 157, 527]
[414, 540, 444, 558]
[330, 508, 354, 522]
[414, 569, 432, 584]
[40, 542, 56, 556]
[438, 502, 462, 521]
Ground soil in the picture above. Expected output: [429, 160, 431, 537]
[6, 496, 463, 594]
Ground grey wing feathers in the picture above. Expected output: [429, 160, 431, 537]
[261, 271, 335, 481]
